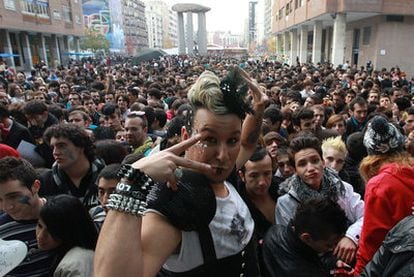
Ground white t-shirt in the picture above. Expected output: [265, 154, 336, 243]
[160, 182, 255, 272]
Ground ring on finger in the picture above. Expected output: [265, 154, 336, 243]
[174, 167, 183, 179]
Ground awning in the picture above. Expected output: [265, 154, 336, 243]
[0, 53, 20, 58]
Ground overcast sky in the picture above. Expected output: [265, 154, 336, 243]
[168, 0, 252, 34]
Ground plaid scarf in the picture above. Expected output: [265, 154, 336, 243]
[290, 167, 346, 202]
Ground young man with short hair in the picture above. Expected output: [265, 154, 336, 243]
[68, 110, 92, 129]
[124, 111, 153, 156]
[100, 103, 123, 132]
[322, 136, 351, 184]
[23, 100, 59, 145]
[238, 148, 278, 238]
[262, 131, 287, 168]
[379, 93, 392, 109]
[345, 97, 368, 138]
[311, 105, 340, 141]
[274, 146, 295, 193]
[322, 136, 348, 174]
[68, 91, 81, 109]
[264, 198, 352, 276]
[403, 107, 414, 136]
[292, 107, 315, 134]
[238, 148, 279, 277]
[367, 90, 380, 105]
[40, 124, 105, 208]
[59, 82, 71, 103]
[0, 103, 34, 149]
[262, 106, 283, 136]
[0, 157, 52, 276]
[82, 94, 100, 126]
[89, 163, 121, 231]
[276, 135, 364, 264]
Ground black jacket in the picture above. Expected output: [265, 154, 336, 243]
[237, 177, 280, 277]
[263, 223, 336, 277]
[360, 215, 414, 277]
[39, 158, 105, 209]
[4, 120, 34, 149]
[345, 117, 367, 140]
[343, 156, 365, 198]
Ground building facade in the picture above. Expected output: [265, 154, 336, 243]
[144, 0, 177, 49]
[123, 0, 148, 55]
[208, 31, 244, 48]
[263, 0, 272, 39]
[0, 0, 83, 70]
[146, 3, 163, 48]
[248, 1, 258, 47]
[166, 9, 178, 48]
[272, 0, 414, 74]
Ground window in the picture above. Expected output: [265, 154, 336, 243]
[286, 1, 293, 15]
[62, 5, 72, 22]
[53, 9, 61, 19]
[279, 7, 284, 19]
[386, 15, 404, 22]
[20, 0, 50, 17]
[362, 27, 371, 45]
[295, 0, 304, 9]
[4, 0, 16, 10]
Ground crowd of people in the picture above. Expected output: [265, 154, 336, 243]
[0, 54, 414, 277]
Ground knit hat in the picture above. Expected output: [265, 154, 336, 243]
[363, 116, 404, 155]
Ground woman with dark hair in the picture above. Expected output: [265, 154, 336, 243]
[36, 195, 98, 276]
[116, 94, 129, 119]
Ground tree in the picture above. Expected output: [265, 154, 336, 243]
[80, 28, 110, 53]
[267, 37, 276, 55]
[163, 36, 174, 49]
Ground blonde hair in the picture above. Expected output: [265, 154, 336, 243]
[359, 152, 414, 182]
[187, 71, 228, 115]
[322, 136, 347, 155]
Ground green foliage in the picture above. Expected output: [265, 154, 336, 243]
[80, 29, 110, 53]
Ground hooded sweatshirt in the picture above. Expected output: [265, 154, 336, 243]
[355, 162, 414, 274]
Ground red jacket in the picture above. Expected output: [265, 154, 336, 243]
[355, 162, 414, 274]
